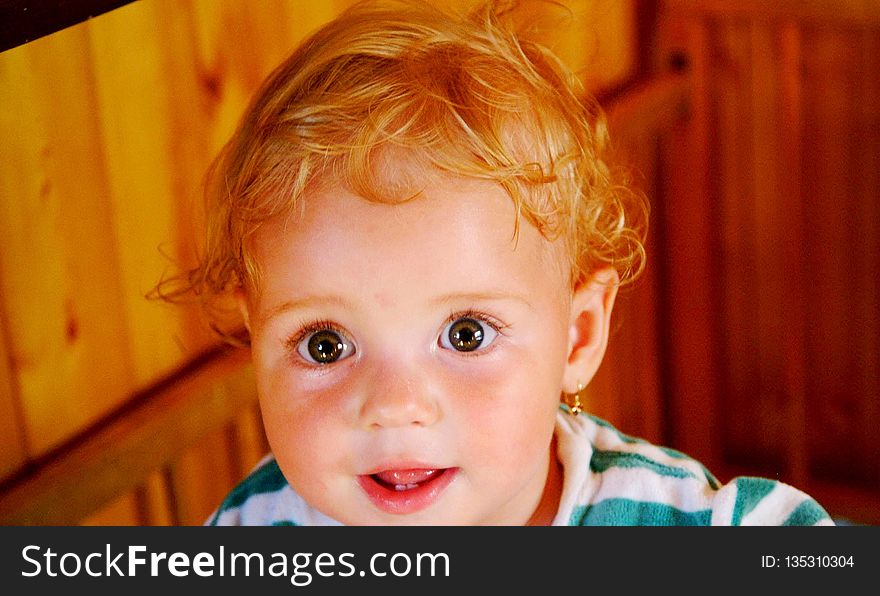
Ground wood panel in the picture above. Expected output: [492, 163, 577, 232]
[0, 347, 253, 525]
[664, 0, 880, 25]
[138, 471, 176, 526]
[89, 1, 206, 385]
[595, 73, 692, 444]
[0, 26, 137, 457]
[852, 28, 880, 488]
[0, 297, 27, 479]
[653, 10, 723, 472]
[658, 0, 880, 522]
[801, 24, 880, 488]
[169, 429, 239, 526]
[777, 23, 809, 486]
[80, 491, 142, 526]
[709, 18, 766, 472]
[76, 399, 269, 526]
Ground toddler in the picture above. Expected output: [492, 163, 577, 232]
[173, 0, 832, 525]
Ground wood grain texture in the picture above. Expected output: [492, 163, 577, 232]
[657, 2, 880, 522]
[0, 26, 137, 456]
[802, 24, 879, 487]
[777, 23, 809, 487]
[664, 0, 880, 25]
[712, 18, 764, 470]
[596, 72, 692, 444]
[0, 295, 28, 480]
[654, 11, 723, 472]
[853, 29, 880, 487]
[0, 347, 253, 525]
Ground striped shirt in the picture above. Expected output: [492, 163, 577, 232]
[206, 410, 833, 526]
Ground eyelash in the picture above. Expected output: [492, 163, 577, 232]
[443, 309, 507, 334]
[283, 310, 509, 363]
[441, 309, 508, 355]
[285, 318, 348, 353]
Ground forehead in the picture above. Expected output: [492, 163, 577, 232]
[247, 176, 569, 313]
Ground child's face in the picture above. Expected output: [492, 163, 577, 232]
[241, 172, 599, 525]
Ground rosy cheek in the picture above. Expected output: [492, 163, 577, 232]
[261, 383, 341, 471]
[253, 336, 345, 406]
[447, 349, 559, 431]
[256, 375, 323, 462]
[437, 357, 520, 417]
[262, 374, 341, 426]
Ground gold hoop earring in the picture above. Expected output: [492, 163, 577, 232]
[562, 382, 584, 416]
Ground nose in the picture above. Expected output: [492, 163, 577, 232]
[359, 361, 440, 430]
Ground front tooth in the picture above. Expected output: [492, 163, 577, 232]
[394, 483, 419, 491]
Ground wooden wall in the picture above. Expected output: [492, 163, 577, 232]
[654, 0, 880, 523]
[0, 0, 638, 524]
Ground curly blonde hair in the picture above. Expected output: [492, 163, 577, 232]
[162, 0, 647, 328]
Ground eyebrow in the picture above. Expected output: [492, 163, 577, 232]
[430, 291, 534, 310]
[258, 295, 353, 326]
[259, 290, 534, 326]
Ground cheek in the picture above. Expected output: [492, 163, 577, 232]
[446, 346, 565, 459]
[259, 389, 347, 497]
[251, 331, 345, 424]
[252, 350, 349, 486]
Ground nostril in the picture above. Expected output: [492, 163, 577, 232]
[361, 392, 440, 429]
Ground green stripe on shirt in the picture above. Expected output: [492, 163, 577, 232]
[587, 414, 646, 444]
[781, 499, 830, 526]
[590, 449, 698, 480]
[589, 414, 721, 489]
[731, 477, 776, 525]
[571, 498, 713, 526]
[208, 458, 289, 525]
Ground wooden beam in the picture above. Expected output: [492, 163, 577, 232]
[606, 72, 691, 144]
[0, 345, 254, 525]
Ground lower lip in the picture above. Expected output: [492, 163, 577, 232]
[358, 468, 459, 515]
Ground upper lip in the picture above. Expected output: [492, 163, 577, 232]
[361, 461, 448, 476]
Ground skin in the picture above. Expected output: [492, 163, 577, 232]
[238, 173, 618, 525]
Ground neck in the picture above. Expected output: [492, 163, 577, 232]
[526, 436, 564, 526]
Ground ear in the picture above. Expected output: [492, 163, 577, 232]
[234, 288, 252, 332]
[561, 267, 619, 394]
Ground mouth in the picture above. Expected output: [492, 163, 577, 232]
[358, 467, 458, 515]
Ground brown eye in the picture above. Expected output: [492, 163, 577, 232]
[297, 329, 353, 364]
[444, 318, 487, 352]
